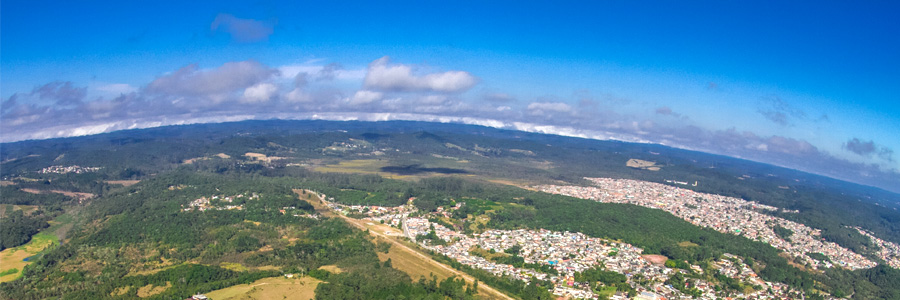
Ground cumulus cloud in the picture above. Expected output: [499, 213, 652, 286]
[34, 81, 87, 106]
[845, 138, 894, 161]
[3, 57, 899, 193]
[146, 61, 278, 99]
[527, 102, 572, 115]
[242, 83, 278, 103]
[279, 64, 365, 81]
[363, 56, 478, 93]
[96, 83, 138, 95]
[348, 90, 383, 105]
[210, 13, 275, 43]
[317, 63, 342, 81]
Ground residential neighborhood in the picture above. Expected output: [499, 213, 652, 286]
[317, 186, 855, 299]
[38, 165, 101, 174]
[536, 178, 892, 270]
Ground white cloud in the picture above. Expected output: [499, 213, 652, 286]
[284, 88, 311, 103]
[146, 61, 278, 99]
[95, 83, 137, 95]
[363, 56, 477, 93]
[278, 65, 365, 81]
[242, 83, 278, 103]
[527, 102, 572, 115]
[349, 90, 383, 105]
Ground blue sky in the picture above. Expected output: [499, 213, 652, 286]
[2, 1, 899, 192]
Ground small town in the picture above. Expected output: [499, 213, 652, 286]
[321, 190, 849, 299]
[38, 165, 101, 174]
[853, 227, 900, 269]
[535, 178, 897, 270]
[181, 193, 255, 211]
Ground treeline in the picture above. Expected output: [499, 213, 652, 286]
[429, 251, 555, 300]
[0, 209, 50, 250]
[315, 266, 480, 300]
[0, 186, 71, 206]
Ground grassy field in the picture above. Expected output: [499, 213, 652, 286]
[0, 208, 79, 282]
[0, 232, 58, 282]
[317, 265, 343, 274]
[136, 281, 171, 298]
[314, 159, 397, 175]
[204, 276, 321, 300]
[375, 235, 457, 281]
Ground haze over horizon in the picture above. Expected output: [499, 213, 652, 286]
[2, 1, 898, 192]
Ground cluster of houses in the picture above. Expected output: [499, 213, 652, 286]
[852, 227, 900, 269]
[399, 216, 837, 299]
[325, 201, 415, 227]
[536, 178, 879, 270]
[181, 193, 255, 212]
[39, 165, 101, 174]
[309, 182, 868, 299]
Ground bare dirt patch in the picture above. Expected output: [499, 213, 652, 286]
[205, 276, 321, 300]
[20, 188, 94, 200]
[137, 281, 171, 298]
[0, 181, 15, 186]
[21, 188, 42, 194]
[641, 254, 668, 266]
[105, 180, 140, 187]
[317, 265, 343, 274]
[51, 190, 94, 200]
[626, 159, 661, 171]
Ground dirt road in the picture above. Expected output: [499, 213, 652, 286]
[294, 189, 515, 300]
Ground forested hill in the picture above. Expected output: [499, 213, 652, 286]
[3, 120, 897, 246]
[2, 119, 899, 299]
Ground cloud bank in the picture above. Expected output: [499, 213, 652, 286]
[2, 57, 898, 193]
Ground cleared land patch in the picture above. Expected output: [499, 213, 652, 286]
[104, 180, 141, 186]
[244, 152, 288, 163]
[317, 265, 343, 274]
[0, 233, 58, 282]
[641, 254, 669, 266]
[20, 188, 94, 200]
[626, 158, 661, 171]
[137, 281, 171, 298]
[205, 276, 321, 300]
[314, 159, 393, 176]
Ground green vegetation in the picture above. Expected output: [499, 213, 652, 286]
[808, 252, 830, 262]
[1, 120, 899, 299]
[430, 251, 555, 300]
[773, 225, 794, 240]
[574, 266, 636, 298]
[0, 209, 50, 250]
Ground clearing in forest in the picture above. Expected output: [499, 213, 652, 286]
[0, 233, 58, 282]
[204, 276, 321, 300]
